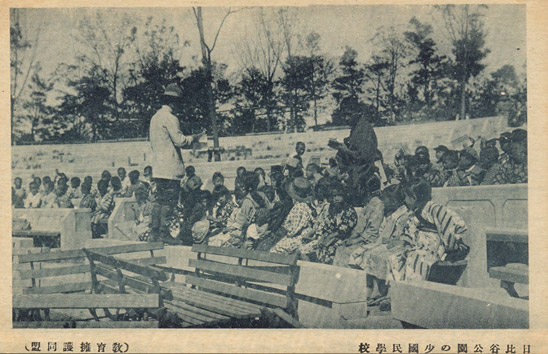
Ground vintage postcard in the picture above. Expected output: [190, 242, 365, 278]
[1, 0, 547, 353]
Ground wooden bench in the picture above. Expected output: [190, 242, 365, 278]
[13, 242, 166, 327]
[82, 248, 171, 326]
[486, 228, 528, 298]
[162, 244, 302, 328]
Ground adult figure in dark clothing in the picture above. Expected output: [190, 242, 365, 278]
[328, 114, 378, 206]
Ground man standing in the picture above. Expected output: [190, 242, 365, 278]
[149, 83, 205, 243]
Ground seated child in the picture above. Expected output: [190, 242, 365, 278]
[79, 183, 97, 212]
[110, 176, 124, 198]
[208, 185, 237, 234]
[131, 185, 154, 242]
[90, 180, 114, 238]
[12, 177, 26, 208]
[67, 177, 82, 200]
[41, 181, 57, 208]
[55, 184, 74, 208]
[83, 176, 98, 198]
[25, 182, 42, 208]
[125, 170, 147, 198]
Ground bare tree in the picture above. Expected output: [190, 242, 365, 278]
[75, 9, 137, 122]
[10, 8, 40, 142]
[436, 5, 490, 120]
[235, 8, 285, 131]
[192, 7, 246, 159]
[370, 26, 410, 122]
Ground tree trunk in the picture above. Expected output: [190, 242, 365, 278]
[460, 75, 466, 120]
[313, 96, 318, 129]
[195, 7, 220, 161]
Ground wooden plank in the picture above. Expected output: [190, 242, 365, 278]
[13, 230, 60, 237]
[23, 282, 91, 295]
[18, 242, 164, 264]
[176, 294, 258, 319]
[163, 303, 205, 326]
[132, 256, 166, 266]
[164, 302, 220, 323]
[163, 299, 230, 321]
[185, 275, 287, 309]
[184, 287, 263, 313]
[170, 287, 260, 316]
[13, 321, 159, 329]
[485, 228, 528, 243]
[189, 259, 292, 286]
[166, 282, 263, 312]
[13, 294, 160, 309]
[84, 250, 167, 281]
[18, 264, 90, 280]
[489, 266, 529, 284]
[192, 244, 298, 265]
[96, 266, 173, 300]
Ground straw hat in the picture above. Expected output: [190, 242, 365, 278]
[286, 177, 314, 203]
[162, 83, 183, 98]
[191, 219, 210, 244]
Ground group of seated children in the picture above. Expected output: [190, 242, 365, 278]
[389, 128, 527, 187]
[12, 166, 154, 238]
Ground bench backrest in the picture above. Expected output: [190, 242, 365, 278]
[14, 242, 165, 296]
[189, 244, 299, 317]
[83, 248, 169, 308]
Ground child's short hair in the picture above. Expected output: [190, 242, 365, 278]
[212, 171, 224, 180]
[185, 165, 195, 175]
[128, 170, 140, 182]
[254, 167, 265, 176]
[441, 150, 459, 165]
[84, 176, 92, 184]
[29, 182, 38, 189]
[14, 177, 22, 183]
[101, 170, 112, 181]
[237, 166, 246, 175]
[404, 178, 432, 204]
[111, 176, 122, 191]
[81, 182, 91, 194]
[212, 185, 230, 202]
[70, 176, 81, 187]
[97, 179, 109, 194]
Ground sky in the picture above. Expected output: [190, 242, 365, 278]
[16, 5, 526, 75]
[12, 5, 526, 126]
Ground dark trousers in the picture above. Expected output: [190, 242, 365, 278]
[150, 178, 180, 239]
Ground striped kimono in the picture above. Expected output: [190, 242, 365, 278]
[389, 201, 468, 281]
[91, 191, 115, 224]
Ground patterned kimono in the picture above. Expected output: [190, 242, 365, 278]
[494, 159, 527, 184]
[389, 201, 468, 281]
[332, 196, 384, 267]
[132, 202, 154, 242]
[270, 202, 316, 254]
[211, 200, 237, 230]
[79, 194, 97, 212]
[349, 205, 411, 279]
[91, 191, 115, 224]
[315, 203, 358, 264]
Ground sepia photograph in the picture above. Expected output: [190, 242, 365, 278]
[5, 1, 543, 350]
